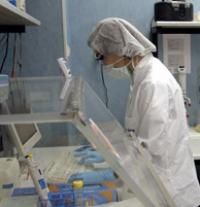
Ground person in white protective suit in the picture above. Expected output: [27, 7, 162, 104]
[88, 17, 200, 207]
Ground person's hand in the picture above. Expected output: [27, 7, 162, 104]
[74, 145, 104, 164]
[74, 145, 95, 157]
[79, 151, 104, 164]
[68, 169, 116, 185]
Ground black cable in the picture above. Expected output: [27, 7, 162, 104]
[100, 62, 109, 108]
[0, 33, 9, 74]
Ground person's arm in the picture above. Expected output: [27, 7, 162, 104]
[136, 81, 169, 156]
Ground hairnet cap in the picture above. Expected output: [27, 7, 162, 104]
[88, 17, 156, 58]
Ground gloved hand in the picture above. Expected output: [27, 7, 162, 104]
[79, 151, 104, 164]
[74, 145, 104, 164]
[68, 169, 116, 185]
[74, 145, 95, 157]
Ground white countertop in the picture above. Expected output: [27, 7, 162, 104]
[1, 130, 200, 207]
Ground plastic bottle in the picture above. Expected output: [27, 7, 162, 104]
[25, 154, 49, 203]
[73, 180, 84, 207]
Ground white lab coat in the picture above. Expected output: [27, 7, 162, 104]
[125, 53, 200, 207]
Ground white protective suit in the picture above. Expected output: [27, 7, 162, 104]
[88, 17, 200, 207]
[125, 53, 200, 207]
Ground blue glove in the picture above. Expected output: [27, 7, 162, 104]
[68, 169, 116, 185]
[74, 146, 95, 157]
[79, 151, 104, 164]
[74, 145, 92, 153]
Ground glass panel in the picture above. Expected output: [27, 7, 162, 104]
[0, 76, 176, 206]
[3, 77, 65, 115]
[66, 77, 176, 207]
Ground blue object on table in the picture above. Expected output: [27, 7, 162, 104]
[79, 151, 104, 164]
[74, 146, 95, 157]
[68, 169, 116, 185]
[8, 0, 16, 6]
[74, 146, 105, 165]
[74, 145, 91, 153]
[48, 184, 118, 207]
[12, 187, 37, 196]
[48, 190, 74, 207]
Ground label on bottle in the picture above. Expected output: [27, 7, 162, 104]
[38, 179, 47, 190]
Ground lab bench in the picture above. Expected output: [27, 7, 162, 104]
[0, 146, 139, 207]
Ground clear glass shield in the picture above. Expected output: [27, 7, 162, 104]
[0, 76, 176, 207]
[62, 77, 176, 207]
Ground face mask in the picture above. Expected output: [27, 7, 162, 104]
[103, 57, 131, 79]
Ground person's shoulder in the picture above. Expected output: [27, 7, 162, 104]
[151, 56, 166, 68]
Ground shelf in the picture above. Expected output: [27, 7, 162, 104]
[151, 21, 200, 35]
[151, 21, 200, 56]
[0, 0, 40, 26]
[152, 21, 200, 28]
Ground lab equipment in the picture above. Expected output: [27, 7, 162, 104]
[0, 75, 9, 103]
[26, 154, 49, 200]
[48, 182, 118, 207]
[0, 76, 178, 207]
[96, 197, 144, 207]
[154, 0, 193, 21]
[163, 34, 192, 115]
[57, 57, 72, 100]
[45, 151, 85, 183]
[68, 169, 116, 185]
[5, 123, 41, 155]
[12, 187, 37, 196]
[73, 180, 84, 207]
[0, 102, 48, 202]
[0, 81, 42, 155]
[57, 57, 72, 79]
[2, 103, 42, 155]
[0, 157, 20, 201]
[66, 77, 176, 207]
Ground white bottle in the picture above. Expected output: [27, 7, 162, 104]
[25, 154, 49, 201]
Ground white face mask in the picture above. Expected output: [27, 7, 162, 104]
[103, 57, 131, 79]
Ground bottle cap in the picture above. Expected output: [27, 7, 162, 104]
[27, 153, 33, 159]
[72, 180, 84, 189]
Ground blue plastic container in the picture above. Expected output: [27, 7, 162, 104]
[48, 191, 74, 207]
[48, 184, 118, 207]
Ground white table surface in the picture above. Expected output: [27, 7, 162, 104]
[0, 146, 142, 207]
[1, 129, 200, 207]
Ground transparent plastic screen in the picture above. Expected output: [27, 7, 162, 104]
[71, 77, 175, 207]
